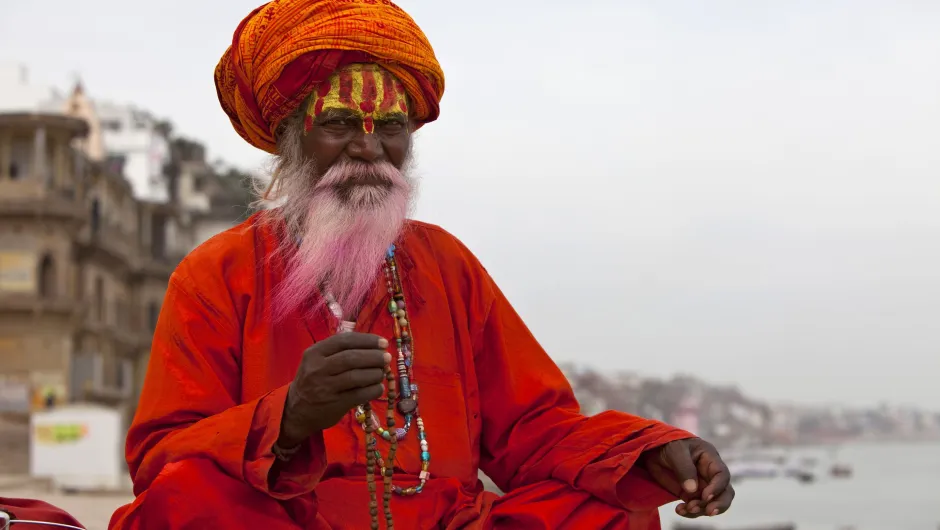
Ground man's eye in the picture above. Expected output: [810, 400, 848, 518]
[379, 120, 404, 131]
[325, 118, 350, 126]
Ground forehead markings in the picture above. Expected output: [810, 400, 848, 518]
[304, 64, 409, 134]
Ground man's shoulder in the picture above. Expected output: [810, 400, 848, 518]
[405, 219, 457, 243]
[172, 214, 265, 290]
[403, 219, 490, 276]
[404, 220, 473, 260]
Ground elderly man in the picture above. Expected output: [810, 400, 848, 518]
[109, 1, 733, 529]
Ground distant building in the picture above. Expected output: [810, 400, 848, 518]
[166, 138, 256, 251]
[45, 85, 172, 204]
[0, 87, 185, 475]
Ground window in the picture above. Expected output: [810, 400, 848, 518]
[105, 154, 126, 175]
[38, 254, 56, 298]
[150, 214, 167, 259]
[114, 297, 127, 328]
[101, 120, 122, 132]
[115, 358, 134, 392]
[90, 199, 101, 235]
[94, 277, 104, 322]
[9, 138, 31, 180]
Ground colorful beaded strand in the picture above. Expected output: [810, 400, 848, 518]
[340, 245, 431, 529]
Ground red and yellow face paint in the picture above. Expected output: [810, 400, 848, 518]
[305, 63, 409, 134]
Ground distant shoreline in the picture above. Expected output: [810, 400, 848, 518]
[730, 434, 940, 453]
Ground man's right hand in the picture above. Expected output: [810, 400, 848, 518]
[278, 332, 390, 449]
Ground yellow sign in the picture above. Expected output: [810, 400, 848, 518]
[34, 423, 89, 445]
[0, 251, 36, 293]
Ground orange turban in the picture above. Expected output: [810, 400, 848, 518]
[215, 0, 445, 154]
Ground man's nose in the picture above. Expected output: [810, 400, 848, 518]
[347, 129, 383, 162]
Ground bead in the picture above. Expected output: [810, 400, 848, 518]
[397, 398, 417, 415]
[356, 251, 435, 525]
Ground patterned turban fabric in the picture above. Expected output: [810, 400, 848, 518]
[214, 0, 445, 154]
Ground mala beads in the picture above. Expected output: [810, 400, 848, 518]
[329, 244, 431, 529]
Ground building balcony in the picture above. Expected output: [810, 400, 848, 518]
[0, 292, 80, 318]
[76, 223, 139, 271]
[78, 315, 144, 350]
[0, 180, 86, 222]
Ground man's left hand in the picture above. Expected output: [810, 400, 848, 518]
[641, 438, 734, 518]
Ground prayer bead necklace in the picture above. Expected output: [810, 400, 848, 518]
[325, 244, 430, 529]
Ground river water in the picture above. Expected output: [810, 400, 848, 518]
[658, 441, 940, 530]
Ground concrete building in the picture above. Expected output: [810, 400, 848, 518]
[0, 105, 184, 475]
[166, 138, 255, 251]
[0, 66, 254, 475]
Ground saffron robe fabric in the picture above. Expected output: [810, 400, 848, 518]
[0, 497, 85, 529]
[215, 0, 445, 153]
[109, 215, 692, 529]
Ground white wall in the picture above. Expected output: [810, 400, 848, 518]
[95, 102, 171, 204]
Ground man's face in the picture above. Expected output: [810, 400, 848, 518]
[301, 63, 413, 183]
[269, 64, 417, 320]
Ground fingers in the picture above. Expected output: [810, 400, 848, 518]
[338, 382, 385, 406]
[664, 441, 700, 495]
[332, 368, 386, 392]
[318, 332, 388, 356]
[699, 457, 731, 505]
[324, 349, 391, 374]
[689, 439, 731, 505]
[675, 499, 705, 518]
[704, 484, 734, 516]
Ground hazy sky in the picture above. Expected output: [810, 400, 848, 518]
[3, 0, 939, 409]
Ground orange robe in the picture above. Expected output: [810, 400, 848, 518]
[109, 216, 692, 529]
